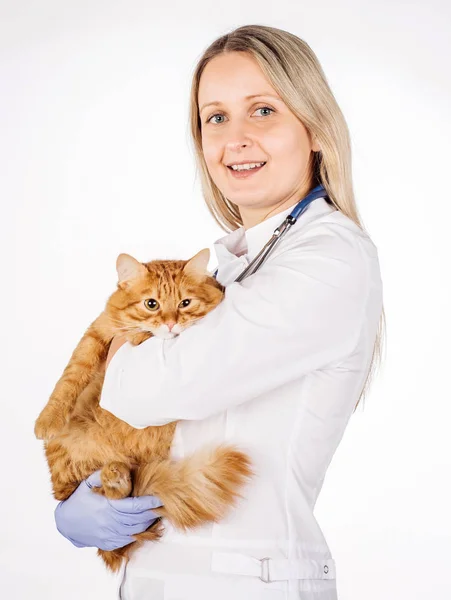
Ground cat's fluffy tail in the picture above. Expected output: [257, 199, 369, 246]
[97, 444, 254, 573]
[133, 443, 254, 530]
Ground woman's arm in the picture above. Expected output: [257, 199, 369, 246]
[99, 224, 377, 428]
[106, 335, 128, 368]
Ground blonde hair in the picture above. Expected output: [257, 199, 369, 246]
[188, 24, 386, 410]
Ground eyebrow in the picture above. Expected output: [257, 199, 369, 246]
[199, 93, 282, 113]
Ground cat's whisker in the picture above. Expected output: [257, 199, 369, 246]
[107, 317, 131, 327]
[109, 317, 150, 330]
[107, 323, 132, 331]
[107, 318, 144, 332]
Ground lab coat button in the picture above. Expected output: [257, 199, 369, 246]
[324, 565, 329, 574]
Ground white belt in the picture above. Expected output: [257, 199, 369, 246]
[211, 551, 336, 583]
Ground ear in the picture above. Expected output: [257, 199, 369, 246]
[311, 135, 321, 153]
[116, 253, 148, 289]
[183, 248, 211, 277]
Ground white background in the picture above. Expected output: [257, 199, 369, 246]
[1, 1, 450, 599]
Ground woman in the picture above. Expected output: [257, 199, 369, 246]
[55, 24, 385, 600]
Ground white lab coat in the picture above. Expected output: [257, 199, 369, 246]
[99, 196, 383, 600]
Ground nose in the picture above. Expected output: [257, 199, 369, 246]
[227, 137, 250, 150]
[225, 121, 253, 152]
[166, 321, 176, 331]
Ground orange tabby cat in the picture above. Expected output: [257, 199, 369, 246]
[34, 248, 254, 572]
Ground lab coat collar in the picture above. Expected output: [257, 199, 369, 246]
[212, 196, 335, 282]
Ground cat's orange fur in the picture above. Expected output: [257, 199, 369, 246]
[35, 249, 254, 572]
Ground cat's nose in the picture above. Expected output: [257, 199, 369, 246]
[166, 321, 176, 331]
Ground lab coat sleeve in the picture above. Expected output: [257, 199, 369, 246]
[99, 224, 371, 427]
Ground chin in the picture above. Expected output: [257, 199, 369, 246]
[154, 330, 179, 340]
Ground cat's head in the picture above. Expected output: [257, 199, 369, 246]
[106, 248, 224, 339]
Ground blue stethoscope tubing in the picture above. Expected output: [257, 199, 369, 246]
[212, 183, 329, 283]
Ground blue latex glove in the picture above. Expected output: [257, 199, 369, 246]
[54, 470, 163, 551]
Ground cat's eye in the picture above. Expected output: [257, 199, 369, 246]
[144, 299, 160, 311]
[179, 299, 191, 308]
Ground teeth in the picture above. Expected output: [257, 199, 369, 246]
[230, 162, 265, 171]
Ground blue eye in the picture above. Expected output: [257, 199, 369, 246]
[209, 114, 225, 124]
[256, 107, 274, 117]
[206, 106, 274, 124]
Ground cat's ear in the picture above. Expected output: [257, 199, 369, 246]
[183, 248, 210, 277]
[116, 253, 148, 289]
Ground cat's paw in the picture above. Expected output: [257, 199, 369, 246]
[98, 462, 132, 500]
[34, 409, 67, 441]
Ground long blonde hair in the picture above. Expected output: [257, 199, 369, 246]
[188, 24, 386, 410]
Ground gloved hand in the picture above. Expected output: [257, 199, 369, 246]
[54, 470, 163, 551]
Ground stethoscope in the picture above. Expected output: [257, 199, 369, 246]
[212, 183, 329, 283]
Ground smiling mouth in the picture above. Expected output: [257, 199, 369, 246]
[227, 162, 267, 171]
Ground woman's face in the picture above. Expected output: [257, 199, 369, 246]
[198, 51, 320, 227]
